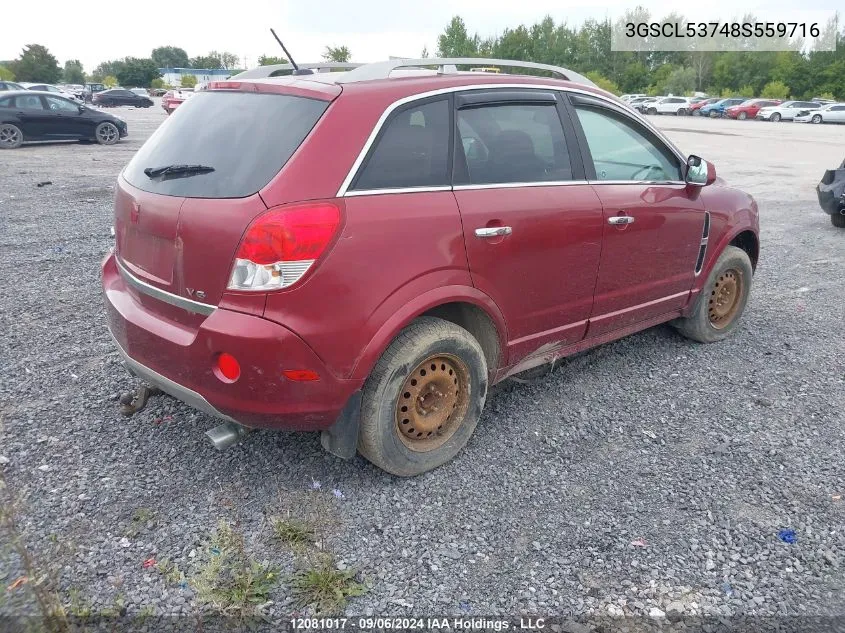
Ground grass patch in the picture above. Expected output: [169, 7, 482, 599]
[190, 519, 279, 617]
[270, 517, 316, 547]
[289, 555, 365, 615]
[125, 507, 155, 537]
[155, 557, 185, 585]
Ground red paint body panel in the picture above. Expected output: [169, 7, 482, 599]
[588, 183, 705, 335]
[725, 100, 781, 119]
[453, 185, 603, 364]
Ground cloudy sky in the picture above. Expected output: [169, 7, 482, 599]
[3, 0, 840, 73]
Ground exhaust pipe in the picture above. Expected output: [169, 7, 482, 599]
[206, 422, 248, 451]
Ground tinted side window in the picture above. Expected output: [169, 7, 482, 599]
[456, 103, 572, 185]
[16, 95, 45, 110]
[352, 99, 449, 191]
[45, 96, 78, 112]
[0, 97, 11, 106]
[574, 105, 682, 182]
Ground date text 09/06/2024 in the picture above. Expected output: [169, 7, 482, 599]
[290, 617, 546, 630]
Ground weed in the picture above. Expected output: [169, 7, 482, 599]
[125, 507, 155, 537]
[190, 519, 279, 617]
[66, 587, 92, 620]
[155, 557, 185, 585]
[289, 554, 365, 615]
[270, 516, 316, 548]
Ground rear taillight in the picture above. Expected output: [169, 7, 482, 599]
[227, 201, 341, 292]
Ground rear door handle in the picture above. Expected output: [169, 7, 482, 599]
[608, 216, 635, 225]
[475, 226, 513, 238]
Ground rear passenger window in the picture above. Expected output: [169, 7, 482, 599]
[16, 95, 44, 110]
[352, 99, 450, 191]
[455, 103, 572, 185]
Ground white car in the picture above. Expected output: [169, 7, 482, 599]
[794, 103, 845, 124]
[620, 93, 647, 102]
[130, 87, 150, 97]
[645, 97, 692, 116]
[757, 100, 821, 122]
[19, 82, 83, 104]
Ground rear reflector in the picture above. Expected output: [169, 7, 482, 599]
[282, 369, 320, 382]
[216, 353, 241, 381]
[227, 202, 341, 292]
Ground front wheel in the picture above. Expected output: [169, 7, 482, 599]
[677, 108, 687, 116]
[0, 123, 23, 149]
[811, 114, 823, 124]
[647, 107, 657, 115]
[672, 246, 753, 343]
[831, 213, 845, 228]
[358, 317, 488, 476]
[771, 112, 782, 122]
[709, 110, 718, 118]
[95, 121, 119, 145]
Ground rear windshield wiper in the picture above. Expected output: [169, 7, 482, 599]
[143, 164, 215, 179]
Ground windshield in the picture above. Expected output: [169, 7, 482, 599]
[122, 91, 329, 199]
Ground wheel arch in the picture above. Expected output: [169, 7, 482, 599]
[729, 229, 759, 271]
[349, 287, 508, 383]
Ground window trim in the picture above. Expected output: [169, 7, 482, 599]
[336, 84, 687, 197]
[564, 93, 687, 185]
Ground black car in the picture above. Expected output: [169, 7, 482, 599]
[92, 88, 153, 108]
[0, 91, 128, 149]
[817, 157, 845, 228]
[0, 81, 25, 91]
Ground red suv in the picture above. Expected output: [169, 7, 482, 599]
[725, 99, 782, 120]
[102, 58, 760, 476]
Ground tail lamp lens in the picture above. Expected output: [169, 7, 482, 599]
[216, 353, 241, 381]
[227, 202, 341, 292]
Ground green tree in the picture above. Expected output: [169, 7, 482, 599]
[421, 47, 429, 58]
[257, 55, 287, 66]
[180, 74, 197, 88]
[208, 51, 240, 69]
[63, 59, 85, 84]
[0, 65, 14, 80]
[116, 58, 161, 88]
[93, 60, 126, 82]
[585, 71, 620, 95]
[322, 46, 351, 62]
[760, 80, 789, 99]
[437, 16, 479, 57]
[190, 55, 222, 69]
[9, 44, 61, 83]
[151, 77, 165, 89]
[151, 46, 190, 68]
[103, 75, 118, 88]
[664, 67, 697, 95]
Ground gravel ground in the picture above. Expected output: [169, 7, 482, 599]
[1, 102, 844, 630]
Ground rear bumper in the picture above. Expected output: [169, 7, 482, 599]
[102, 252, 363, 430]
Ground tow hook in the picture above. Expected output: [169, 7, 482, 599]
[119, 385, 162, 417]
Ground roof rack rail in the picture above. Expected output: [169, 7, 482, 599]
[231, 62, 362, 80]
[335, 57, 596, 87]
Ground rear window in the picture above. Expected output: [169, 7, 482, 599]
[123, 92, 329, 198]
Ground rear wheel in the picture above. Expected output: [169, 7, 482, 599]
[0, 123, 23, 149]
[647, 107, 657, 115]
[771, 112, 782, 122]
[677, 107, 687, 116]
[359, 317, 488, 477]
[672, 246, 753, 343]
[95, 122, 119, 145]
[811, 114, 823, 124]
[831, 213, 845, 228]
[738, 112, 747, 120]
[709, 110, 719, 118]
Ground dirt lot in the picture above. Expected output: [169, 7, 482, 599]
[1, 101, 844, 629]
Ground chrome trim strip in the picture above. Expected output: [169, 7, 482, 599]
[109, 331, 237, 424]
[116, 258, 216, 316]
[588, 180, 687, 186]
[336, 84, 688, 198]
[343, 185, 452, 197]
[453, 180, 589, 191]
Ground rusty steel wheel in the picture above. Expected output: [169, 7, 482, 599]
[708, 268, 744, 329]
[395, 354, 470, 452]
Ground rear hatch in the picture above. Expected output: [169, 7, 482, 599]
[115, 86, 337, 306]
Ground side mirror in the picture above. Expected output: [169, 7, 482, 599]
[686, 155, 716, 186]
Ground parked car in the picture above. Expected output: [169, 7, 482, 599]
[161, 88, 194, 115]
[0, 91, 127, 149]
[688, 97, 720, 116]
[150, 88, 167, 97]
[724, 99, 781, 120]
[130, 87, 150, 97]
[645, 96, 692, 116]
[756, 100, 821, 122]
[816, 157, 845, 228]
[699, 98, 748, 118]
[794, 103, 845, 124]
[0, 81, 25, 91]
[620, 93, 647, 102]
[93, 88, 154, 108]
[19, 82, 83, 104]
[83, 83, 106, 102]
[629, 96, 659, 113]
[101, 57, 759, 476]
[62, 84, 86, 100]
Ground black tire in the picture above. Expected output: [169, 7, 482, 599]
[358, 317, 488, 477]
[692, 109, 701, 116]
[0, 123, 23, 149]
[672, 246, 753, 343]
[676, 108, 687, 116]
[771, 112, 782, 122]
[811, 114, 822, 124]
[647, 107, 657, 115]
[95, 121, 119, 145]
[738, 111, 747, 120]
[831, 213, 845, 228]
[709, 110, 719, 118]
